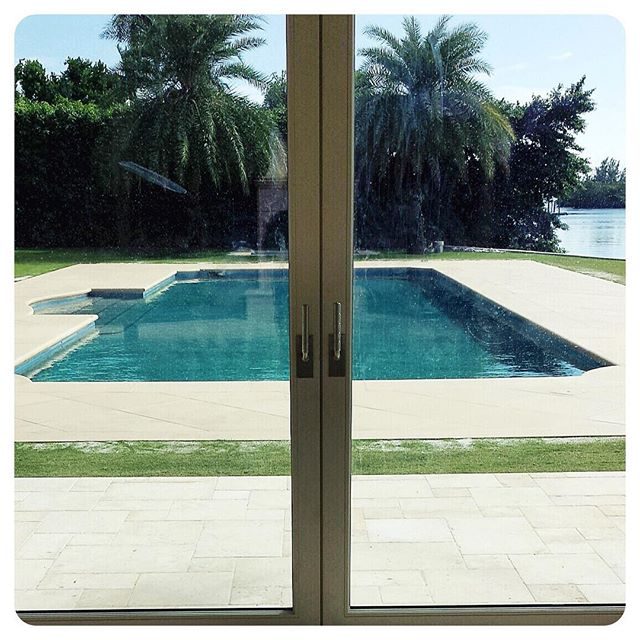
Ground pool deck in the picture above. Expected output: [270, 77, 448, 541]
[15, 472, 625, 609]
[15, 260, 624, 441]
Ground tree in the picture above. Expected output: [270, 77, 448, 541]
[354, 15, 513, 250]
[562, 157, 625, 208]
[454, 78, 596, 250]
[15, 59, 56, 102]
[15, 57, 125, 106]
[104, 14, 274, 195]
[263, 71, 287, 143]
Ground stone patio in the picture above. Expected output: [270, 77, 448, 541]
[15, 472, 624, 610]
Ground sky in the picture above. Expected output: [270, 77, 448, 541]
[14, 14, 625, 167]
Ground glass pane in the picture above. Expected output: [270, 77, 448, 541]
[350, 14, 625, 608]
[15, 14, 293, 611]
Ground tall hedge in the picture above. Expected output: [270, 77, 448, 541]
[15, 98, 127, 248]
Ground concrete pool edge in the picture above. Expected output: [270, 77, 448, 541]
[15, 260, 624, 441]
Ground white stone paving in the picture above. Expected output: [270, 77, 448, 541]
[15, 473, 625, 610]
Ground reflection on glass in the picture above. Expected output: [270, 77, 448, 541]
[350, 14, 625, 608]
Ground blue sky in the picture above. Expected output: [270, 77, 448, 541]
[15, 14, 625, 167]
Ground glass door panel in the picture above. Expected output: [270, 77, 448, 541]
[15, 14, 321, 621]
[347, 13, 625, 611]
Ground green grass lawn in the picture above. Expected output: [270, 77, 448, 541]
[15, 438, 625, 478]
[15, 247, 625, 283]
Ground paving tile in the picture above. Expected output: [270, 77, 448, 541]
[15, 478, 78, 492]
[232, 557, 292, 588]
[194, 521, 283, 558]
[16, 589, 82, 611]
[104, 480, 215, 501]
[167, 499, 247, 521]
[213, 490, 250, 501]
[216, 476, 288, 491]
[15, 559, 53, 590]
[398, 497, 481, 518]
[93, 499, 175, 512]
[70, 478, 113, 492]
[431, 487, 471, 498]
[125, 509, 171, 522]
[479, 506, 524, 518]
[551, 494, 624, 506]
[599, 504, 625, 517]
[588, 539, 625, 568]
[578, 584, 625, 603]
[15, 521, 39, 548]
[448, 517, 546, 555]
[76, 589, 132, 609]
[470, 487, 552, 507]
[19, 491, 103, 512]
[352, 479, 432, 499]
[229, 586, 289, 607]
[427, 474, 502, 488]
[50, 544, 194, 574]
[351, 570, 426, 587]
[424, 568, 534, 604]
[379, 585, 433, 605]
[362, 508, 404, 519]
[535, 528, 594, 554]
[247, 490, 291, 509]
[522, 505, 612, 529]
[366, 518, 452, 543]
[510, 554, 621, 585]
[38, 572, 139, 590]
[36, 510, 129, 533]
[351, 542, 464, 571]
[527, 584, 588, 603]
[128, 572, 234, 608]
[533, 476, 625, 496]
[113, 520, 203, 546]
[350, 586, 382, 606]
[463, 555, 513, 570]
[188, 558, 236, 573]
[17, 533, 72, 559]
[578, 526, 624, 541]
[495, 474, 537, 488]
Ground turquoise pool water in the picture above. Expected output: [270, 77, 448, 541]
[27, 269, 603, 382]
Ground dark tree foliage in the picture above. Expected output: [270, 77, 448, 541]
[562, 157, 625, 208]
[451, 78, 595, 251]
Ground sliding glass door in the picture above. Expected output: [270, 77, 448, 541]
[319, 13, 625, 624]
[15, 14, 321, 624]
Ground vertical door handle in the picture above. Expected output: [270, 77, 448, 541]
[301, 304, 310, 362]
[329, 301, 346, 377]
[333, 302, 342, 361]
[296, 304, 313, 378]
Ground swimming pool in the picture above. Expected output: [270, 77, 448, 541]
[23, 269, 605, 382]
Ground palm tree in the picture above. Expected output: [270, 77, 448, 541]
[104, 14, 274, 193]
[355, 15, 513, 250]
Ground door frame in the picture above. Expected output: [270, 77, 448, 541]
[18, 13, 625, 627]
